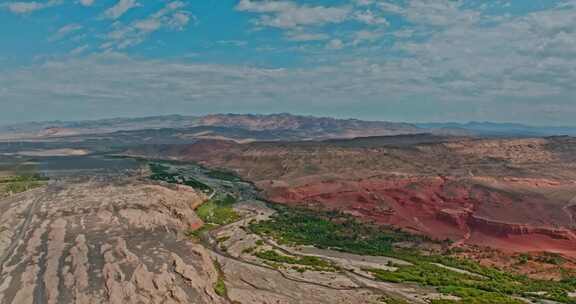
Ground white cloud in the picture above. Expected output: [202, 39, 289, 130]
[103, 0, 140, 19]
[79, 0, 94, 6]
[216, 40, 248, 47]
[401, 0, 480, 27]
[133, 19, 162, 32]
[69, 44, 90, 55]
[49, 24, 83, 41]
[352, 30, 383, 45]
[376, 2, 404, 14]
[101, 1, 192, 50]
[354, 0, 374, 6]
[3, 0, 61, 14]
[326, 39, 344, 49]
[236, 0, 351, 29]
[286, 32, 329, 41]
[354, 9, 389, 25]
[236, 0, 391, 47]
[170, 12, 191, 29]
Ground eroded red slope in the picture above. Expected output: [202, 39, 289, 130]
[261, 176, 576, 256]
[126, 136, 576, 256]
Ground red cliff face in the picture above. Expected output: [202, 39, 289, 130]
[261, 176, 576, 256]
[468, 216, 576, 240]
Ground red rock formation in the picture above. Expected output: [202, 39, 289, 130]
[126, 135, 576, 256]
[260, 176, 576, 256]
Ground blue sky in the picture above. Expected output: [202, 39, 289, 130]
[1, 0, 575, 125]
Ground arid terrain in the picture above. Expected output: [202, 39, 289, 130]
[0, 163, 468, 304]
[126, 135, 576, 259]
[0, 176, 226, 304]
[1, 114, 576, 303]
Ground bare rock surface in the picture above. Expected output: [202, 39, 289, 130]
[0, 178, 224, 304]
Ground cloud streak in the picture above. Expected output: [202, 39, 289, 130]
[100, 1, 192, 50]
[103, 0, 139, 19]
[2, 0, 62, 14]
[236, 0, 351, 29]
[79, 0, 94, 6]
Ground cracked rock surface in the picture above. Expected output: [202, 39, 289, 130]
[0, 177, 224, 304]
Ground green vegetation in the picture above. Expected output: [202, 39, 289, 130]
[377, 296, 410, 304]
[513, 252, 567, 266]
[217, 236, 231, 243]
[214, 277, 227, 297]
[0, 174, 48, 196]
[516, 253, 530, 265]
[242, 246, 257, 254]
[249, 205, 425, 255]
[367, 265, 528, 304]
[149, 162, 241, 241]
[196, 195, 241, 225]
[254, 249, 337, 272]
[184, 223, 218, 240]
[249, 205, 576, 304]
[0, 159, 39, 175]
[213, 260, 228, 298]
[206, 169, 241, 182]
[149, 162, 212, 194]
[536, 252, 566, 265]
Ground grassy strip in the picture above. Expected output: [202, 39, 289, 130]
[213, 260, 228, 297]
[184, 223, 218, 240]
[0, 174, 48, 197]
[249, 205, 576, 304]
[206, 169, 241, 182]
[196, 195, 240, 225]
[377, 296, 411, 304]
[254, 249, 338, 272]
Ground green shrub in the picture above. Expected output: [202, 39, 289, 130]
[254, 250, 337, 271]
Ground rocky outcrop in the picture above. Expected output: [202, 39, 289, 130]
[0, 178, 224, 304]
[468, 216, 576, 240]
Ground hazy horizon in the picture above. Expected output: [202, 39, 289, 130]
[4, 112, 576, 129]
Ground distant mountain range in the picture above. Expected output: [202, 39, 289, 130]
[1, 114, 576, 141]
[416, 122, 576, 137]
[0, 113, 421, 141]
[0, 115, 200, 139]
